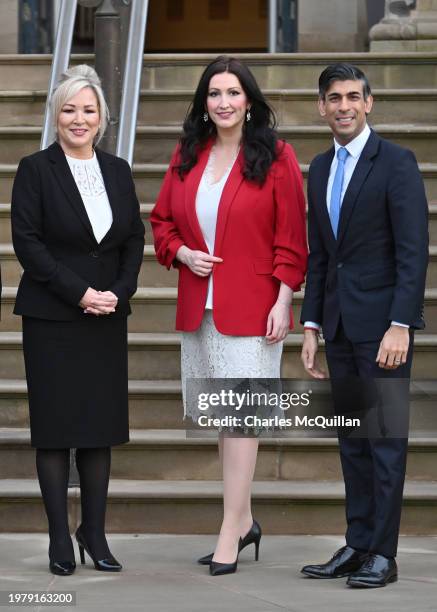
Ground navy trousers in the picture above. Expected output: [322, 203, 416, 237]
[325, 322, 414, 558]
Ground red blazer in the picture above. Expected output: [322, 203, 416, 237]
[150, 140, 308, 335]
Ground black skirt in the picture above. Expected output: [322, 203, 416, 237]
[22, 316, 129, 449]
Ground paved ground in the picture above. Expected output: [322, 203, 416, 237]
[0, 534, 436, 612]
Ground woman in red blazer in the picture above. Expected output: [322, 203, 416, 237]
[151, 56, 307, 576]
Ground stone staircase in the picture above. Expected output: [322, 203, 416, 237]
[0, 53, 436, 535]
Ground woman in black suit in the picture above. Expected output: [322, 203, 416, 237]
[11, 65, 145, 575]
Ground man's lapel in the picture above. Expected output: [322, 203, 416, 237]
[336, 130, 380, 247]
[313, 146, 337, 251]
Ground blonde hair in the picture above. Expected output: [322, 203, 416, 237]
[51, 64, 109, 146]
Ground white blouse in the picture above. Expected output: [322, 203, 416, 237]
[195, 146, 238, 309]
[65, 151, 113, 243]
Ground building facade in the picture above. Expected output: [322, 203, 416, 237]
[0, 0, 387, 54]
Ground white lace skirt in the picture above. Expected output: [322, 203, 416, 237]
[181, 311, 283, 421]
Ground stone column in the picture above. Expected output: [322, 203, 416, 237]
[0, 0, 18, 52]
[370, 0, 437, 51]
[298, 0, 366, 52]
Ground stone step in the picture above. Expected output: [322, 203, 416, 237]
[2, 162, 437, 202]
[3, 125, 437, 165]
[0, 203, 151, 244]
[1, 428, 437, 482]
[140, 53, 437, 91]
[137, 89, 437, 128]
[0, 244, 174, 287]
[3, 201, 437, 245]
[134, 125, 437, 165]
[2, 53, 437, 91]
[2, 202, 437, 245]
[1, 331, 437, 380]
[2, 244, 437, 290]
[2, 89, 437, 128]
[2, 286, 437, 334]
[1, 379, 436, 432]
[0, 379, 183, 430]
[0, 477, 435, 534]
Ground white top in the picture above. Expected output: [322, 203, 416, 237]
[195, 146, 237, 309]
[65, 151, 113, 243]
[305, 123, 407, 330]
[326, 123, 371, 212]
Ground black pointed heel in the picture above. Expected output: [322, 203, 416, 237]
[78, 543, 85, 565]
[197, 552, 214, 565]
[198, 519, 262, 567]
[75, 526, 122, 572]
[210, 558, 238, 576]
[239, 519, 262, 561]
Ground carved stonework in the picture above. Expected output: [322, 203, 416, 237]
[369, 0, 437, 50]
[386, 0, 416, 18]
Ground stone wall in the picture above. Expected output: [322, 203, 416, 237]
[0, 0, 18, 53]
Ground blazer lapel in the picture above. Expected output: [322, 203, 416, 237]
[184, 142, 211, 251]
[336, 131, 380, 247]
[313, 147, 337, 251]
[48, 141, 96, 240]
[213, 149, 244, 256]
[94, 146, 117, 242]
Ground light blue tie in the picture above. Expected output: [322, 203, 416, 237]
[329, 147, 349, 238]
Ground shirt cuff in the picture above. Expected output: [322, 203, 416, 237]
[391, 321, 409, 328]
[304, 321, 321, 330]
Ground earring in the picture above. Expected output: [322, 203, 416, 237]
[246, 109, 251, 122]
[203, 112, 209, 122]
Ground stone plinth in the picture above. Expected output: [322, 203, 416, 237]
[370, 0, 437, 51]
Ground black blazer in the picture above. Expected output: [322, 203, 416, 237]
[11, 141, 145, 320]
[301, 130, 429, 342]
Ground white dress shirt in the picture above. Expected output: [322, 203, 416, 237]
[305, 124, 407, 331]
[66, 152, 113, 244]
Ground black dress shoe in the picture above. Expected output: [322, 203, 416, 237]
[301, 545, 367, 579]
[347, 554, 397, 588]
[198, 520, 262, 565]
[49, 560, 76, 576]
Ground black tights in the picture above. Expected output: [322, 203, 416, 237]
[36, 447, 111, 561]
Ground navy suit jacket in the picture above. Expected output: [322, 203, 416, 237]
[300, 129, 429, 343]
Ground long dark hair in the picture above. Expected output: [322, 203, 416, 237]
[175, 56, 279, 185]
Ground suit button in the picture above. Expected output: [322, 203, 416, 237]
[337, 262, 343, 269]
[90, 251, 99, 258]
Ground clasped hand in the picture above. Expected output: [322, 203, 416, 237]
[79, 288, 118, 316]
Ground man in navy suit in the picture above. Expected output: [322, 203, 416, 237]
[300, 64, 428, 588]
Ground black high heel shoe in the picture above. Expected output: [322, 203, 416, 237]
[198, 519, 262, 567]
[48, 541, 76, 576]
[75, 526, 122, 572]
[49, 560, 76, 576]
[210, 557, 238, 576]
